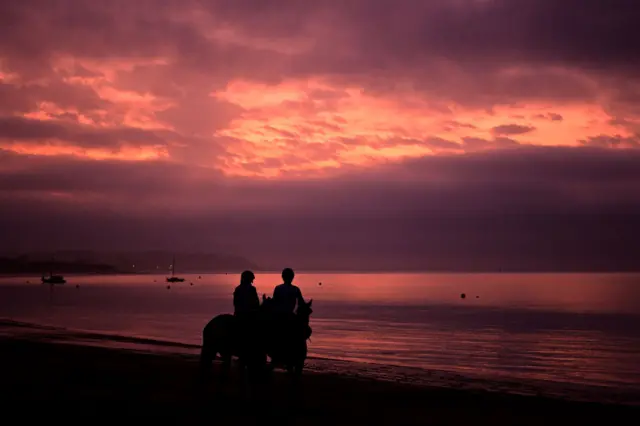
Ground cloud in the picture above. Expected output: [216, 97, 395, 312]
[580, 134, 640, 149]
[534, 113, 564, 122]
[2, 145, 639, 216]
[491, 124, 536, 136]
[2, 145, 640, 269]
[2, 1, 638, 102]
[461, 136, 520, 151]
[0, 116, 167, 148]
[0, 1, 638, 169]
[1, 0, 640, 270]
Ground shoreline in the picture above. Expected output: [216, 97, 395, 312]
[4, 271, 640, 279]
[1, 335, 637, 424]
[2, 318, 639, 409]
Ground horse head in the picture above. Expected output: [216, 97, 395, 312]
[261, 294, 273, 307]
[259, 295, 275, 320]
[296, 299, 313, 322]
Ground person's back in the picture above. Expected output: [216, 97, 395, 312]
[272, 268, 304, 314]
[270, 268, 312, 355]
[234, 270, 259, 317]
[272, 283, 303, 314]
[233, 270, 260, 358]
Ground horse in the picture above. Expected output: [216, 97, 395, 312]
[199, 295, 313, 381]
[265, 298, 313, 377]
[199, 297, 271, 381]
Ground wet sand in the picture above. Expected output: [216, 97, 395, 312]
[0, 336, 636, 425]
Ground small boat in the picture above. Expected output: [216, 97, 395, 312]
[166, 255, 185, 283]
[42, 274, 66, 285]
[42, 257, 66, 285]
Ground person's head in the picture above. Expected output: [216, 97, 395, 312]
[240, 270, 255, 285]
[281, 268, 295, 284]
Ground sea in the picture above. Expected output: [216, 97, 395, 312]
[1, 272, 639, 405]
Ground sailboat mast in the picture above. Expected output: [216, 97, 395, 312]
[172, 255, 175, 277]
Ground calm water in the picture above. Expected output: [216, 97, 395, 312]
[1, 272, 640, 403]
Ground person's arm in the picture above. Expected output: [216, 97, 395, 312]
[296, 286, 305, 305]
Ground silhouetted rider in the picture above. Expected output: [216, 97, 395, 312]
[272, 268, 305, 314]
[272, 268, 311, 341]
[234, 270, 259, 316]
[233, 270, 260, 358]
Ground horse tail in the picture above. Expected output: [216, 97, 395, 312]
[199, 321, 218, 375]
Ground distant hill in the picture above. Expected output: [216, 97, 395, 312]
[0, 256, 117, 274]
[6, 249, 633, 274]
[10, 251, 261, 274]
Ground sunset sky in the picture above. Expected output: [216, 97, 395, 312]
[1, 0, 639, 270]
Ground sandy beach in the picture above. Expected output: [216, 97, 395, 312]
[1, 335, 636, 425]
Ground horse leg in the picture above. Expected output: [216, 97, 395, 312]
[219, 351, 232, 381]
[198, 329, 218, 381]
[199, 345, 216, 377]
[290, 343, 307, 379]
[248, 350, 267, 384]
[259, 353, 272, 383]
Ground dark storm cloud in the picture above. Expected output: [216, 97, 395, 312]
[1, 1, 639, 105]
[534, 113, 564, 122]
[461, 136, 520, 151]
[0, 80, 108, 115]
[580, 134, 640, 149]
[202, 0, 639, 63]
[201, 0, 640, 86]
[0, 116, 177, 149]
[2, 145, 640, 215]
[2, 146, 640, 270]
[491, 124, 536, 136]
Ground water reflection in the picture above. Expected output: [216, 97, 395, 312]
[1, 272, 640, 394]
[5, 271, 640, 313]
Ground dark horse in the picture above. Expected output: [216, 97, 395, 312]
[199, 295, 313, 379]
[265, 297, 313, 376]
[199, 298, 269, 380]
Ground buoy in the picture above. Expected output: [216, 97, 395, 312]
[460, 293, 466, 299]
[76, 285, 80, 289]
[318, 282, 322, 286]
[190, 282, 194, 286]
[198, 276, 202, 279]
[167, 285, 171, 290]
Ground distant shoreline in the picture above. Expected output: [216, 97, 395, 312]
[2, 270, 639, 279]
